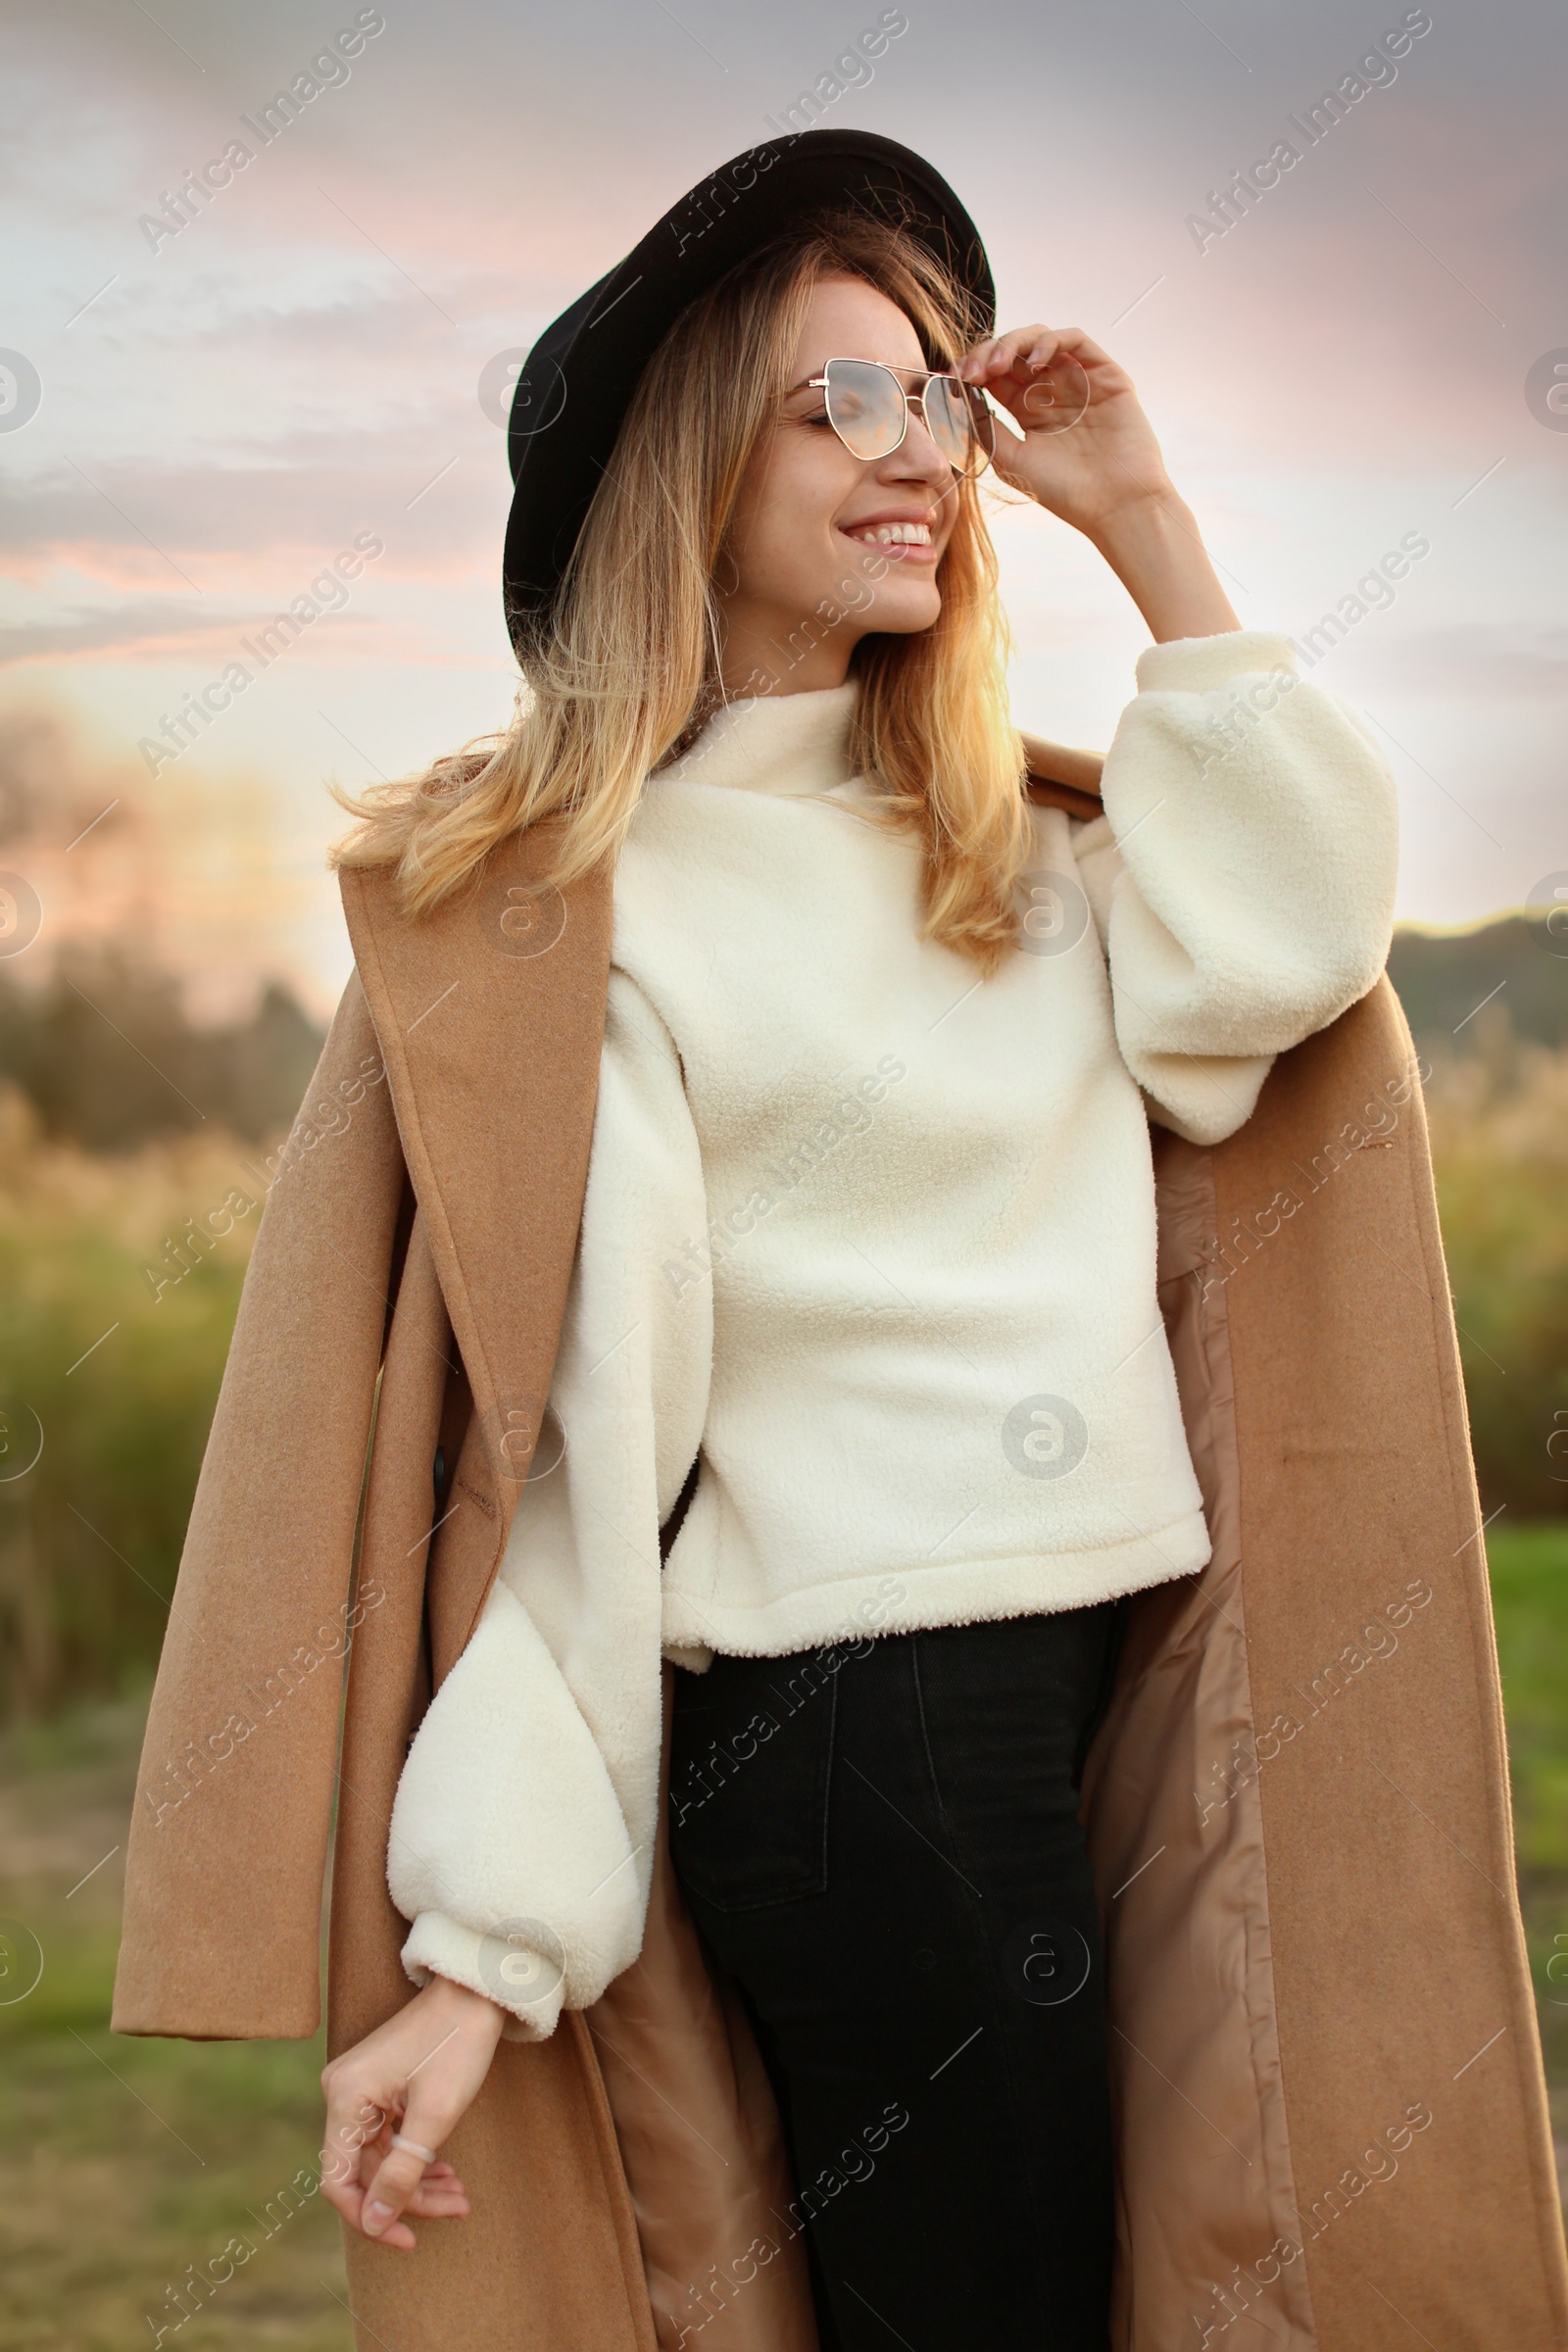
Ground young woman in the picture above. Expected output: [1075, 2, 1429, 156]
[312, 154, 1400, 2348]
[112, 131, 1567, 2352]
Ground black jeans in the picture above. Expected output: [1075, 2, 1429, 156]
[668, 1603, 1122, 2352]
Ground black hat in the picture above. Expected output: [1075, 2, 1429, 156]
[501, 129, 994, 651]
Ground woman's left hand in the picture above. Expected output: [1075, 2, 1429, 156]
[318, 1975, 506, 2250]
[960, 325, 1174, 543]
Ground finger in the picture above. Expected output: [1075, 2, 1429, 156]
[352, 2124, 414, 2223]
[320, 2154, 399, 2237]
[985, 328, 1128, 413]
[320, 2152, 419, 2252]
[320, 2083, 401, 2241]
[961, 327, 1057, 383]
[406, 2175, 471, 2219]
[1010, 325, 1062, 373]
[319, 2076, 389, 2200]
[360, 2082, 468, 2241]
[1023, 330, 1131, 408]
[329, 2174, 419, 2251]
[959, 329, 1019, 382]
[407, 2158, 467, 2190]
[1039, 324, 1115, 371]
[360, 2144, 439, 2241]
[406, 2173, 469, 2203]
[354, 2161, 469, 2233]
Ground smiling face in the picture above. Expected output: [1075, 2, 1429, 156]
[714, 272, 963, 697]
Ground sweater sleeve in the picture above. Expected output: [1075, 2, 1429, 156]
[385, 966, 711, 2039]
[1070, 629, 1399, 1146]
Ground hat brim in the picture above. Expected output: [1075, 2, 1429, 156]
[501, 129, 995, 648]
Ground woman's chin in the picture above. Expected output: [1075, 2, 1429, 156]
[865, 587, 943, 637]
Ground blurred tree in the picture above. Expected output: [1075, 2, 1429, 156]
[1423, 1045, 1568, 1525]
[0, 1093, 252, 1717]
[0, 948, 323, 1151]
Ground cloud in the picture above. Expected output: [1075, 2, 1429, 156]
[0, 444, 503, 583]
[0, 599, 255, 666]
[161, 280, 528, 358]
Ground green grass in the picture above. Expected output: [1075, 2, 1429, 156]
[1491, 1521, 1568, 2169]
[0, 2023, 354, 2351]
[1493, 1522, 1568, 1873]
[0, 1698, 351, 2352]
[0, 1530, 1564, 2345]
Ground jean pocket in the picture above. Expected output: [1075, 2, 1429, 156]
[667, 1648, 840, 1913]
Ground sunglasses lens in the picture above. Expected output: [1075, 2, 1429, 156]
[822, 359, 906, 461]
[924, 375, 994, 475]
[921, 375, 970, 468]
[964, 382, 996, 472]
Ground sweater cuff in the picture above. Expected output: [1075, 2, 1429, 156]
[662, 1639, 714, 1675]
[399, 1911, 565, 2044]
[1134, 630, 1298, 696]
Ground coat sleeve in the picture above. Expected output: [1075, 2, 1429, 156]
[1069, 629, 1399, 1145]
[112, 972, 405, 2039]
[383, 966, 712, 2040]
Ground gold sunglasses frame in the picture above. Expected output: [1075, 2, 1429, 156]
[806, 357, 996, 478]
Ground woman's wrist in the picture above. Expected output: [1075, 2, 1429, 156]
[1085, 488, 1242, 645]
[422, 1972, 510, 2030]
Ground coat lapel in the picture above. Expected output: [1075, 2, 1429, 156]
[1022, 730, 1104, 820]
[339, 827, 614, 1658]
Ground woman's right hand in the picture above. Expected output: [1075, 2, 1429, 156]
[319, 1974, 508, 2249]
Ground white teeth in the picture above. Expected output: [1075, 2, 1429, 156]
[849, 521, 932, 547]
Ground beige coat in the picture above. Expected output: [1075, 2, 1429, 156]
[114, 745, 1568, 2351]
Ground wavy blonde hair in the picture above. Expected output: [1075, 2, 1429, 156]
[331, 211, 1036, 974]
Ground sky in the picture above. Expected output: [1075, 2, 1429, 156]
[2, 0, 1564, 1020]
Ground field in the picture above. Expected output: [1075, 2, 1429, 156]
[0, 1696, 351, 2352]
[0, 937, 1563, 2342]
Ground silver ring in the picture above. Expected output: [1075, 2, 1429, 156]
[390, 2132, 437, 2165]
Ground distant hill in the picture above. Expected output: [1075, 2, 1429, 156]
[1387, 911, 1568, 1062]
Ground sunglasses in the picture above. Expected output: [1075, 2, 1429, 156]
[805, 356, 996, 478]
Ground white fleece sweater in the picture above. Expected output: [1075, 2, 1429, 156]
[388, 630, 1398, 2036]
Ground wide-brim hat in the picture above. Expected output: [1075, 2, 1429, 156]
[501, 129, 994, 651]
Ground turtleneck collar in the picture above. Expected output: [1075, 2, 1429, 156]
[660, 682, 858, 797]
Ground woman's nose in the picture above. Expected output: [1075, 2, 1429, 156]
[879, 401, 953, 488]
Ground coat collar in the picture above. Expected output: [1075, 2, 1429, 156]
[339, 825, 615, 1575]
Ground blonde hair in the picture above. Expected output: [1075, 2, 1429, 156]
[330, 211, 1036, 974]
